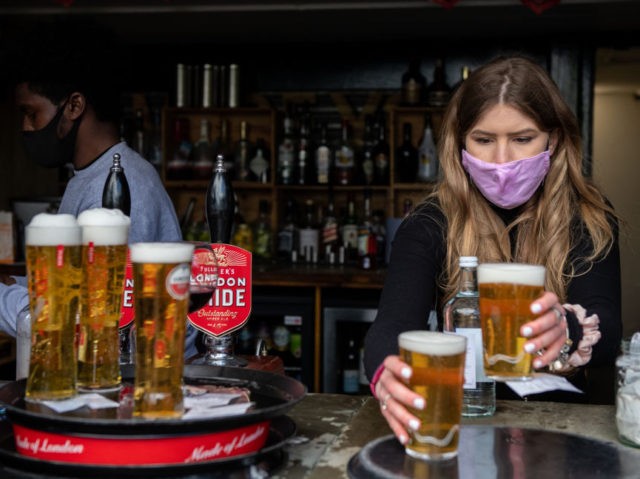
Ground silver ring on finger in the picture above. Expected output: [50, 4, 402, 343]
[381, 393, 392, 411]
[551, 305, 564, 324]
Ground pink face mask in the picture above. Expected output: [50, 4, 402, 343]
[461, 149, 550, 210]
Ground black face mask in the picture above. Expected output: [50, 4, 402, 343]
[21, 102, 80, 168]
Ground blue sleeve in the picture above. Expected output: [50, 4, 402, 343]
[0, 282, 29, 337]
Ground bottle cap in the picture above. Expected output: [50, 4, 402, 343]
[459, 256, 478, 267]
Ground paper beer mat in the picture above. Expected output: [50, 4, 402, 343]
[188, 244, 252, 337]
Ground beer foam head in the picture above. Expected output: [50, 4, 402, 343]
[477, 263, 545, 286]
[25, 213, 81, 246]
[398, 331, 466, 356]
[130, 242, 194, 264]
[77, 208, 130, 245]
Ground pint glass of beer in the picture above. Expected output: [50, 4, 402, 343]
[398, 331, 466, 461]
[131, 242, 194, 418]
[77, 208, 130, 391]
[25, 213, 82, 401]
[478, 263, 546, 381]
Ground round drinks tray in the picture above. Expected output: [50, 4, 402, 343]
[0, 364, 305, 473]
[348, 426, 640, 479]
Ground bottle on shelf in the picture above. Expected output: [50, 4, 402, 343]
[342, 339, 360, 394]
[426, 58, 451, 107]
[166, 117, 192, 180]
[253, 199, 273, 261]
[192, 118, 215, 180]
[417, 114, 439, 182]
[133, 108, 145, 157]
[277, 112, 296, 185]
[443, 256, 496, 417]
[296, 111, 313, 185]
[401, 58, 427, 106]
[341, 194, 359, 264]
[321, 189, 340, 264]
[206, 155, 236, 243]
[357, 189, 377, 270]
[277, 198, 299, 261]
[232, 214, 254, 251]
[371, 209, 386, 266]
[298, 199, 319, 263]
[248, 142, 270, 183]
[372, 114, 390, 185]
[360, 114, 375, 185]
[215, 119, 234, 180]
[234, 121, 252, 181]
[102, 153, 131, 216]
[315, 122, 332, 185]
[396, 122, 419, 183]
[334, 119, 355, 186]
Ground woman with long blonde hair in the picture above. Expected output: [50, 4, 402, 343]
[364, 56, 621, 445]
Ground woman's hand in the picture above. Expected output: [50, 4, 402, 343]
[374, 355, 426, 445]
[520, 291, 568, 369]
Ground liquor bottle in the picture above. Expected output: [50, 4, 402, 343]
[372, 115, 390, 185]
[341, 194, 358, 264]
[298, 199, 319, 263]
[253, 199, 272, 261]
[278, 113, 296, 185]
[360, 114, 375, 185]
[248, 144, 270, 183]
[235, 121, 252, 181]
[166, 118, 192, 180]
[417, 114, 439, 182]
[133, 108, 145, 156]
[321, 190, 339, 264]
[401, 58, 427, 106]
[277, 198, 298, 261]
[334, 120, 355, 186]
[443, 256, 496, 417]
[192, 118, 215, 180]
[342, 339, 360, 394]
[371, 209, 386, 266]
[296, 112, 312, 185]
[396, 122, 419, 183]
[315, 122, 332, 185]
[232, 214, 254, 251]
[102, 153, 131, 216]
[357, 189, 376, 270]
[206, 155, 236, 243]
[426, 58, 451, 107]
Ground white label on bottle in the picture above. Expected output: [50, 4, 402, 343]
[455, 328, 484, 389]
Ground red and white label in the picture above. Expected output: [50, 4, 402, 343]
[12, 420, 269, 465]
[188, 244, 252, 337]
[56, 245, 65, 268]
[118, 251, 134, 329]
[166, 263, 191, 300]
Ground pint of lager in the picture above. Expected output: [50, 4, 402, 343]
[131, 242, 194, 418]
[25, 213, 82, 401]
[477, 263, 546, 381]
[77, 208, 130, 391]
[398, 331, 466, 461]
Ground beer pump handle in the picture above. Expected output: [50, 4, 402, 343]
[205, 154, 236, 243]
[102, 153, 131, 216]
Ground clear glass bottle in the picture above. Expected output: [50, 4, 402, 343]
[616, 333, 640, 447]
[253, 199, 273, 261]
[417, 114, 438, 182]
[443, 256, 496, 417]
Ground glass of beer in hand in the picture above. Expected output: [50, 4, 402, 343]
[131, 242, 194, 418]
[399, 331, 466, 461]
[477, 263, 546, 381]
[25, 213, 82, 401]
[77, 208, 130, 391]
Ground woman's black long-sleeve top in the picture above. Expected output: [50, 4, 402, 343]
[363, 200, 622, 400]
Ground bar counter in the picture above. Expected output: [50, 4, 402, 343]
[279, 394, 639, 478]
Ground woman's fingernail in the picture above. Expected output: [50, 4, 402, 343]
[413, 397, 425, 410]
[533, 359, 543, 369]
[398, 434, 408, 445]
[531, 303, 542, 314]
[522, 326, 533, 337]
[524, 343, 536, 353]
[401, 367, 412, 379]
[409, 419, 420, 431]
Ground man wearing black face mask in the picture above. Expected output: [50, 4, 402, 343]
[0, 22, 201, 357]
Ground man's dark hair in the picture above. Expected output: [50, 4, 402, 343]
[10, 18, 122, 125]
